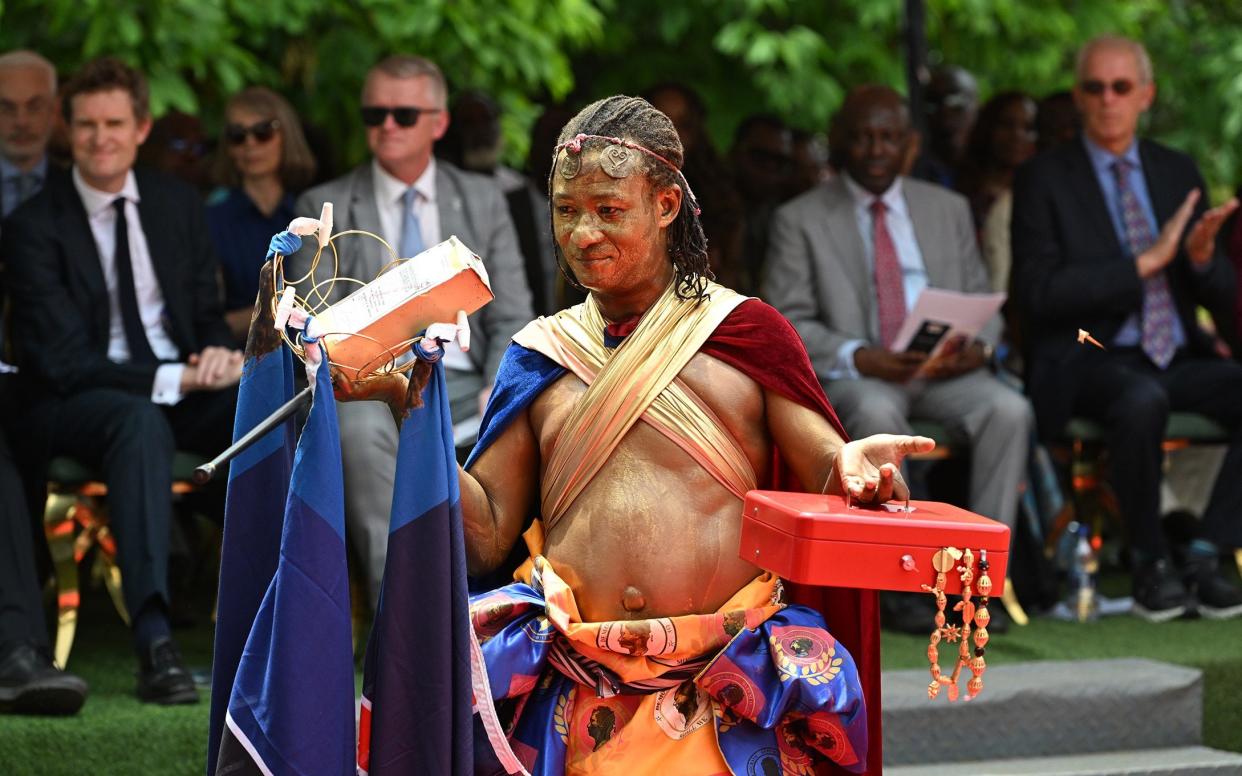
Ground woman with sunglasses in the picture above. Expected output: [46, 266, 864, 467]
[207, 87, 316, 343]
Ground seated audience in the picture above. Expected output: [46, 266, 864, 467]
[207, 87, 316, 343]
[911, 64, 979, 189]
[645, 82, 745, 291]
[1035, 90, 1081, 153]
[2, 57, 241, 703]
[765, 85, 1033, 632]
[731, 114, 795, 293]
[956, 91, 1038, 293]
[1011, 35, 1242, 621]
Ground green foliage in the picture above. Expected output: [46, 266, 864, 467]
[3, 0, 1242, 188]
[0, 0, 602, 169]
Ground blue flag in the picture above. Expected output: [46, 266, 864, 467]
[216, 357, 355, 775]
[208, 268, 296, 776]
[358, 362, 474, 775]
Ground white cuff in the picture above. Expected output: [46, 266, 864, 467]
[826, 339, 866, 381]
[152, 363, 186, 405]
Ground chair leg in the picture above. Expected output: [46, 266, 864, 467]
[43, 493, 82, 669]
[85, 510, 131, 626]
[1000, 577, 1030, 626]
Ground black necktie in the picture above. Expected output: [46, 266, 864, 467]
[112, 197, 158, 364]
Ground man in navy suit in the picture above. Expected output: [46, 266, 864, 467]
[1012, 36, 1242, 622]
[3, 58, 239, 702]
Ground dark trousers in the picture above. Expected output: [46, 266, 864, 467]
[45, 386, 237, 618]
[1074, 349, 1242, 557]
[0, 429, 47, 650]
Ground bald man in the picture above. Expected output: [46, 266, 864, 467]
[0, 50, 57, 221]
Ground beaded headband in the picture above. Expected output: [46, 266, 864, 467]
[553, 133, 702, 216]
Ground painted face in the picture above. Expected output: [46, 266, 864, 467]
[0, 65, 56, 167]
[225, 106, 284, 182]
[1073, 45, 1154, 153]
[551, 148, 680, 297]
[69, 88, 151, 193]
[362, 73, 448, 175]
[842, 101, 909, 196]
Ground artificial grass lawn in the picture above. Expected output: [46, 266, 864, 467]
[1, 580, 1239, 774]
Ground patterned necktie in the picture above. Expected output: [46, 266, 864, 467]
[1111, 159, 1176, 369]
[399, 186, 425, 258]
[112, 198, 158, 364]
[16, 172, 39, 204]
[871, 198, 907, 348]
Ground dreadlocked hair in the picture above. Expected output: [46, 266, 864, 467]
[549, 95, 712, 302]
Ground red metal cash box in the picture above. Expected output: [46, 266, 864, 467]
[739, 491, 1009, 595]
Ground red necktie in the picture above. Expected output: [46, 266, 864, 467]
[871, 198, 906, 348]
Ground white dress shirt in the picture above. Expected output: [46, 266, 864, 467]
[371, 157, 471, 371]
[72, 167, 185, 404]
[829, 174, 931, 380]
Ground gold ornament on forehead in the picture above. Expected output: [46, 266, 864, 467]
[600, 145, 635, 178]
[558, 149, 582, 179]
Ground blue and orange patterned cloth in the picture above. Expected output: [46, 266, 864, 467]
[470, 552, 867, 775]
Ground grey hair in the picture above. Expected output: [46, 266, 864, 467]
[364, 55, 446, 108]
[1076, 36, 1154, 84]
[0, 50, 57, 93]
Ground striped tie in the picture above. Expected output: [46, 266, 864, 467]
[1112, 159, 1176, 369]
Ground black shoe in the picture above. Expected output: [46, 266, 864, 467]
[0, 642, 88, 715]
[1132, 558, 1190, 623]
[136, 637, 198, 705]
[1184, 553, 1242, 620]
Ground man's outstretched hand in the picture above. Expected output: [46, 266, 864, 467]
[825, 433, 936, 504]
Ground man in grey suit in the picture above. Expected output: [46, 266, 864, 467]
[289, 55, 534, 605]
[765, 86, 1031, 629]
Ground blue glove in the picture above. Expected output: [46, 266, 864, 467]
[266, 230, 302, 260]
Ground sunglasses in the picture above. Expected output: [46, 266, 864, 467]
[225, 119, 280, 146]
[360, 105, 441, 128]
[1079, 79, 1137, 97]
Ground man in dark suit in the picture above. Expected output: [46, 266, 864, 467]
[2, 57, 241, 702]
[287, 55, 533, 606]
[1012, 36, 1242, 621]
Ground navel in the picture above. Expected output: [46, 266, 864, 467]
[620, 585, 647, 613]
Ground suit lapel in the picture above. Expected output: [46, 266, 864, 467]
[904, 182, 953, 289]
[52, 177, 106, 298]
[436, 165, 471, 248]
[347, 164, 387, 278]
[1065, 141, 1123, 256]
[50, 175, 111, 341]
[134, 171, 177, 308]
[1138, 140, 1176, 225]
[821, 179, 871, 301]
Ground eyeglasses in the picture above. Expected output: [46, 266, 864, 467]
[225, 119, 280, 146]
[1079, 79, 1137, 97]
[359, 106, 441, 128]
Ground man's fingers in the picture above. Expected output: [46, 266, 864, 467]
[898, 435, 936, 455]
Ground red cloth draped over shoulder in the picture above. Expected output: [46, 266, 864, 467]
[706, 299, 883, 776]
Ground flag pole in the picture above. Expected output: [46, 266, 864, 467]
[194, 386, 313, 484]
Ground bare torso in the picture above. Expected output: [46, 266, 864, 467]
[530, 350, 772, 622]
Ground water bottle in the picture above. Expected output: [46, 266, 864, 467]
[1069, 524, 1100, 622]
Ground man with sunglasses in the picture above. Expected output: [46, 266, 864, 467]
[288, 55, 533, 608]
[1012, 35, 1242, 622]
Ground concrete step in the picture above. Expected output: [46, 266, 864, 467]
[882, 659, 1202, 765]
[886, 746, 1242, 775]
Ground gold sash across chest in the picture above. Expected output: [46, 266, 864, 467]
[512, 281, 758, 532]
